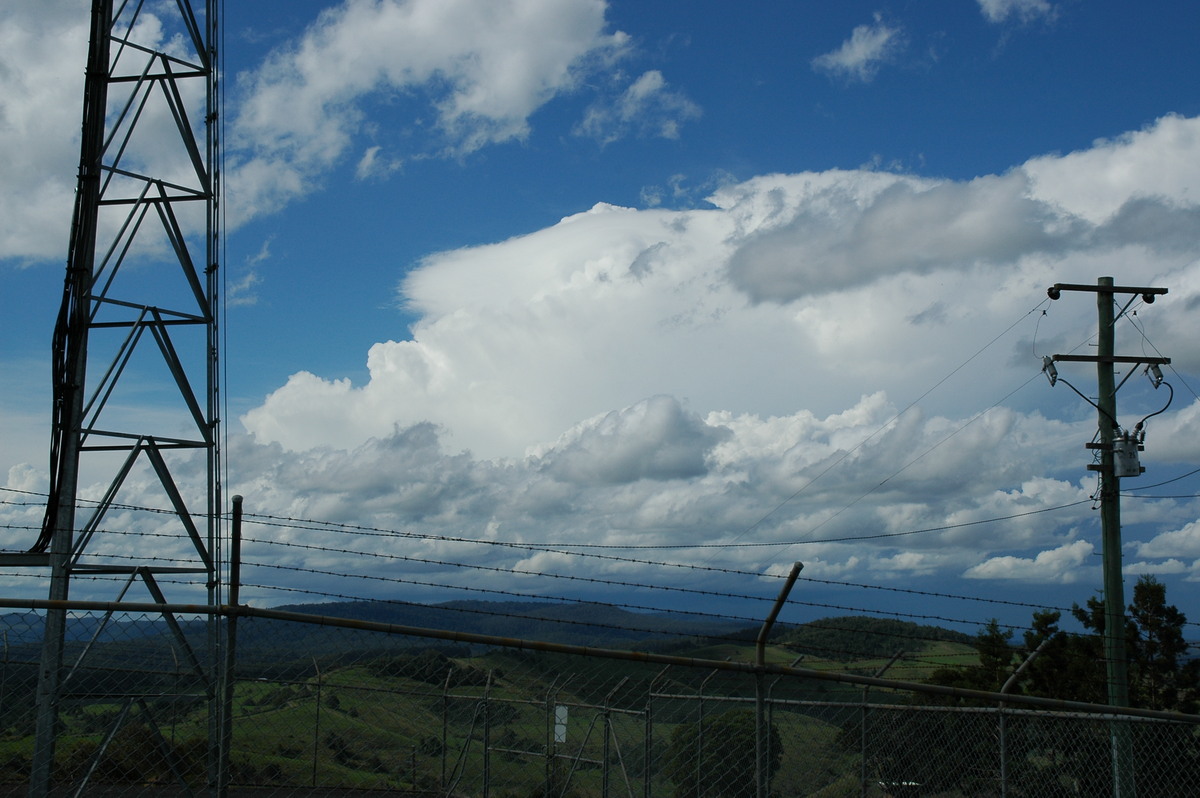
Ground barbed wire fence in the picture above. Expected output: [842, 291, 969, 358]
[0, 601, 1198, 797]
[4, 493, 1200, 796]
[5, 486, 1199, 671]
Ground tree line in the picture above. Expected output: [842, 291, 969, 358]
[931, 574, 1198, 713]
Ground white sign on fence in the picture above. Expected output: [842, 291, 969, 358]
[554, 705, 568, 743]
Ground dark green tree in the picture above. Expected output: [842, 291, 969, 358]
[1072, 574, 1199, 712]
[664, 709, 782, 798]
[860, 581, 1200, 797]
[927, 619, 1015, 694]
[1020, 609, 1106, 704]
[1128, 575, 1198, 712]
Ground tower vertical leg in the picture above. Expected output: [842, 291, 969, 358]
[26, 1, 221, 792]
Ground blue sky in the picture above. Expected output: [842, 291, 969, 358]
[3, 0, 1200, 640]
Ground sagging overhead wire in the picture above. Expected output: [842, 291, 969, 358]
[233, 531, 1051, 631]
[1123, 464, 1200, 492]
[0, 485, 1103, 617]
[1042, 355, 1120, 429]
[717, 298, 1054, 550]
[1133, 365, 1173, 434]
[527, 498, 1094, 549]
[0, 484, 1082, 602]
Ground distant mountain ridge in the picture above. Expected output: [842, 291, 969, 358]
[267, 598, 749, 647]
[2, 602, 978, 675]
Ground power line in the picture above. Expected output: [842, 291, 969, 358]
[529, 499, 1094, 548]
[718, 299, 1054, 549]
[0, 488, 1165, 622]
[6, 486, 1198, 635]
[237, 533, 1022, 633]
[1122, 465, 1200, 492]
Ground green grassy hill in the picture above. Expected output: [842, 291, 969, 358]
[2, 603, 992, 793]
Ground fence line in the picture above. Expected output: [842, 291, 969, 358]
[1, 598, 1198, 796]
[4, 597, 1196, 722]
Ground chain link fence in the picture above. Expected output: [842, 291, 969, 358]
[1, 606, 1198, 796]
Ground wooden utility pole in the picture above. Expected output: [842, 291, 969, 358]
[1046, 277, 1170, 797]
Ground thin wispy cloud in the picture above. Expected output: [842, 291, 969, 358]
[977, 0, 1057, 25]
[811, 13, 905, 83]
[575, 70, 702, 144]
[228, 237, 273, 308]
[354, 146, 404, 181]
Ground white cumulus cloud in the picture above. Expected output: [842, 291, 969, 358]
[221, 112, 1200, 601]
[226, 0, 630, 223]
[1136, 520, 1200, 560]
[964, 540, 1095, 582]
[242, 114, 1200, 465]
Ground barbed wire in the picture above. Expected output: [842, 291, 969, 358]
[4, 486, 1199, 638]
[0, 509, 1079, 629]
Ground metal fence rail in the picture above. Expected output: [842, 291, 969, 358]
[1, 605, 1198, 797]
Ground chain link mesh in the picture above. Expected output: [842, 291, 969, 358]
[2, 610, 1198, 796]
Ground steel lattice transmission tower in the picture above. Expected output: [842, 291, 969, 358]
[13, 0, 223, 792]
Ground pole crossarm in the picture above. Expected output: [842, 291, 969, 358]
[1049, 283, 1168, 295]
[1051, 355, 1171, 365]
